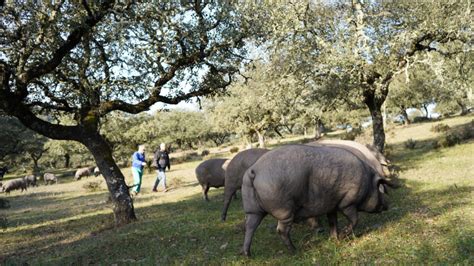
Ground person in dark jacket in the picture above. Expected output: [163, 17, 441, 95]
[131, 144, 147, 196]
[152, 143, 171, 192]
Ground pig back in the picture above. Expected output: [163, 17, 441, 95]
[225, 148, 269, 189]
[195, 158, 227, 187]
[307, 140, 386, 177]
[248, 145, 372, 217]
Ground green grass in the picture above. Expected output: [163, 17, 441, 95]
[1, 115, 473, 264]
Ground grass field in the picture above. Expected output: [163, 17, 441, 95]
[1, 115, 473, 264]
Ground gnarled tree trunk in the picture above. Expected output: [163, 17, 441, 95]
[458, 100, 469, 116]
[64, 153, 70, 168]
[84, 133, 137, 226]
[314, 118, 324, 139]
[364, 87, 387, 153]
[401, 107, 411, 125]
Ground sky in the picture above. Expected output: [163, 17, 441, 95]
[148, 99, 200, 114]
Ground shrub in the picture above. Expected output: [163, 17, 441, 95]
[439, 133, 461, 148]
[430, 123, 450, 133]
[341, 127, 362, 141]
[83, 181, 103, 192]
[428, 140, 440, 150]
[456, 120, 474, 140]
[413, 116, 431, 123]
[404, 138, 417, 149]
[341, 132, 356, 140]
[230, 147, 239, 153]
[201, 150, 210, 156]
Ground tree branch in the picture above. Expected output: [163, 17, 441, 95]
[18, 0, 115, 88]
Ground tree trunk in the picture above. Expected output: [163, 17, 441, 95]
[314, 118, 324, 139]
[422, 104, 429, 118]
[367, 104, 385, 153]
[32, 158, 40, 175]
[364, 89, 386, 153]
[401, 108, 411, 125]
[256, 131, 266, 148]
[64, 153, 70, 168]
[84, 133, 137, 226]
[458, 100, 469, 115]
[274, 127, 284, 138]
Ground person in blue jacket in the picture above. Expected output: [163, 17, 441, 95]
[131, 144, 147, 196]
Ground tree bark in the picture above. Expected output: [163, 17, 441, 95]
[401, 107, 411, 125]
[84, 133, 137, 226]
[368, 105, 385, 152]
[64, 153, 70, 168]
[364, 89, 386, 153]
[274, 127, 284, 138]
[256, 131, 266, 148]
[32, 157, 40, 174]
[422, 104, 430, 118]
[458, 100, 469, 115]
[314, 118, 324, 139]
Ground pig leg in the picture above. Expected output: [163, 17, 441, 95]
[241, 213, 265, 257]
[327, 211, 338, 239]
[202, 184, 210, 201]
[277, 215, 296, 252]
[340, 206, 358, 238]
[222, 188, 236, 221]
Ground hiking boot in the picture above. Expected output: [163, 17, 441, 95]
[152, 188, 158, 192]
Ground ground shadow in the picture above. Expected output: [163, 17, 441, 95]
[1, 176, 472, 264]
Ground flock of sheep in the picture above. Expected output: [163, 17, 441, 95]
[0, 166, 100, 194]
[194, 139, 397, 256]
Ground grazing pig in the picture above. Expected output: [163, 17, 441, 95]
[2, 178, 27, 194]
[43, 173, 58, 185]
[307, 139, 391, 178]
[195, 158, 228, 201]
[93, 167, 101, 177]
[221, 148, 269, 221]
[23, 175, 38, 187]
[241, 145, 395, 256]
[74, 166, 95, 180]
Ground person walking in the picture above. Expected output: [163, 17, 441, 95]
[131, 144, 147, 196]
[152, 143, 171, 192]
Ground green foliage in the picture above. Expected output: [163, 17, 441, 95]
[0, 116, 48, 172]
[200, 150, 210, 156]
[456, 120, 474, 140]
[439, 134, 461, 148]
[413, 116, 432, 123]
[430, 124, 450, 133]
[229, 147, 239, 153]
